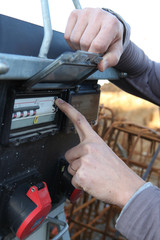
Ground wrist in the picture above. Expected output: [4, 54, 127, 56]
[102, 8, 131, 51]
[118, 178, 146, 208]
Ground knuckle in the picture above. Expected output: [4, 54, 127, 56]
[64, 32, 69, 42]
[80, 38, 90, 50]
[82, 143, 93, 155]
[104, 16, 120, 36]
[70, 9, 79, 18]
[75, 113, 86, 126]
[108, 14, 119, 28]
[95, 8, 104, 18]
[76, 169, 89, 192]
[81, 8, 88, 17]
[71, 177, 79, 189]
[91, 40, 106, 53]
[77, 169, 85, 183]
[82, 7, 92, 16]
[70, 35, 79, 46]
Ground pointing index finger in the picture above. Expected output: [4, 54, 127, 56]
[55, 98, 94, 142]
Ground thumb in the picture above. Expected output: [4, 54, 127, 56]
[98, 41, 123, 72]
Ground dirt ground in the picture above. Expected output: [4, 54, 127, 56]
[100, 83, 160, 129]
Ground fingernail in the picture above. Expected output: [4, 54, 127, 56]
[55, 98, 64, 104]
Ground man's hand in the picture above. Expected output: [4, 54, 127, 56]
[64, 8, 124, 72]
[55, 99, 145, 207]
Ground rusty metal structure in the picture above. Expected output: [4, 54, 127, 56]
[104, 121, 160, 183]
[65, 106, 160, 240]
[65, 193, 124, 240]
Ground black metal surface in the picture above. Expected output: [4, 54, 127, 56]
[0, 79, 98, 237]
[0, 14, 104, 238]
[0, 14, 77, 237]
[8, 184, 37, 233]
[0, 14, 73, 58]
[0, 124, 80, 234]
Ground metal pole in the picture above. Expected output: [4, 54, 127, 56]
[72, 0, 82, 9]
[39, 0, 53, 58]
[142, 144, 160, 180]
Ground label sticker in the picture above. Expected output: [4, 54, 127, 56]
[34, 116, 39, 124]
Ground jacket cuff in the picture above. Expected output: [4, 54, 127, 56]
[102, 8, 131, 51]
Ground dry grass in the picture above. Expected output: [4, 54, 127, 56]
[100, 83, 160, 129]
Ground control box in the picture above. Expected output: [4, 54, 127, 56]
[0, 14, 102, 240]
[11, 96, 57, 130]
[1, 92, 61, 146]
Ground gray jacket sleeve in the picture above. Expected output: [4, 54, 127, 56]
[114, 41, 160, 106]
[106, 11, 160, 106]
[116, 186, 160, 240]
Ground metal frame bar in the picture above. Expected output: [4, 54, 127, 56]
[72, 0, 82, 9]
[38, 0, 53, 58]
[0, 53, 122, 82]
[12, 203, 71, 240]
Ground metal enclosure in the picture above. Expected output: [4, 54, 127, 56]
[0, 2, 122, 238]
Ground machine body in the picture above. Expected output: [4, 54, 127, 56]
[0, 13, 121, 239]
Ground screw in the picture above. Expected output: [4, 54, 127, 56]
[0, 62, 9, 74]
[119, 72, 128, 78]
[31, 187, 35, 192]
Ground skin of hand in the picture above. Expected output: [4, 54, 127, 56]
[55, 99, 145, 208]
[64, 8, 124, 72]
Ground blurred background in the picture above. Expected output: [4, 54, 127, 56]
[1, 1, 160, 239]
